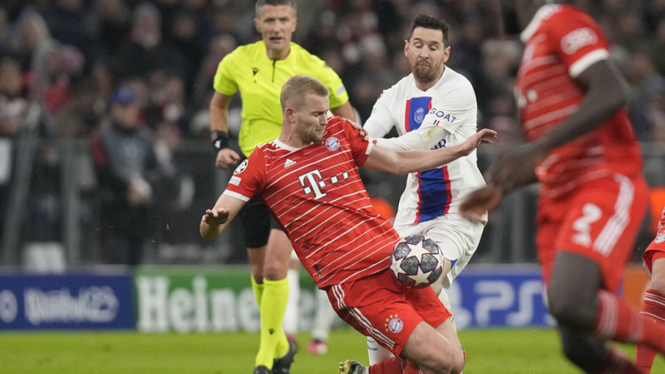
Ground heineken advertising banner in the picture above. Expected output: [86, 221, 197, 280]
[134, 265, 554, 333]
[134, 266, 324, 333]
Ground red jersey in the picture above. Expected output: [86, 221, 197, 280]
[516, 4, 643, 198]
[224, 117, 400, 288]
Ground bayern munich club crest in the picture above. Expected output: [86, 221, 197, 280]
[325, 136, 340, 151]
[385, 315, 404, 334]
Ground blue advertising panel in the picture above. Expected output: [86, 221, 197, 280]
[448, 265, 555, 329]
[0, 273, 134, 330]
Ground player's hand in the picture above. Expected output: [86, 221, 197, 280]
[215, 148, 240, 170]
[344, 118, 369, 141]
[485, 144, 543, 192]
[202, 208, 230, 227]
[457, 129, 497, 156]
[459, 186, 504, 224]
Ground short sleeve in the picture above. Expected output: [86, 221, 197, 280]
[420, 80, 477, 135]
[213, 52, 239, 96]
[546, 10, 609, 78]
[223, 149, 267, 201]
[363, 89, 396, 138]
[310, 56, 349, 109]
[340, 119, 373, 166]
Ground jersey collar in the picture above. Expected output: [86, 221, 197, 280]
[521, 4, 562, 42]
[273, 138, 304, 151]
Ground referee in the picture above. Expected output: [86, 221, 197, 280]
[208, 1, 355, 373]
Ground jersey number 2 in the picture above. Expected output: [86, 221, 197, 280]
[571, 203, 602, 247]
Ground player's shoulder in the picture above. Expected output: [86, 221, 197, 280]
[290, 43, 324, 65]
[379, 74, 414, 101]
[542, 4, 591, 27]
[226, 41, 264, 61]
[442, 67, 474, 91]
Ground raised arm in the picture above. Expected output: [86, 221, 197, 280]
[363, 128, 496, 174]
[200, 192, 246, 239]
[331, 102, 356, 122]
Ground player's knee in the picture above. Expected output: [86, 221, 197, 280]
[264, 260, 288, 280]
[547, 288, 591, 327]
[423, 350, 464, 374]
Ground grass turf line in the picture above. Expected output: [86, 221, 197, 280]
[1, 329, 663, 373]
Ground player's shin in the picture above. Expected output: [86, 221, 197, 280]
[255, 278, 290, 368]
[636, 288, 665, 373]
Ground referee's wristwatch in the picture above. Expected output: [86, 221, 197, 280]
[211, 131, 229, 151]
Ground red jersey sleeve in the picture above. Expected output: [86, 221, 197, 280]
[338, 118, 373, 166]
[223, 147, 267, 202]
[546, 6, 610, 78]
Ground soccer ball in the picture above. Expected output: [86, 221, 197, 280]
[390, 235, 444, 288]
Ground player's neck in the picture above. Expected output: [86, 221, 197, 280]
[414, 65, 445, 92]
[266, 45, 291, 61]
[277, 131, 308, 149]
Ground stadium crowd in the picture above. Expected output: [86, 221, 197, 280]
[1, 0, 665, 265]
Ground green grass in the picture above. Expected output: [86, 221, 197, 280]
[0, 329, 663, 373]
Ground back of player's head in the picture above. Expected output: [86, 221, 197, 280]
[280, 75, 329, 110]
[255, 0, 297, 17]
[406, 14, 449, 47]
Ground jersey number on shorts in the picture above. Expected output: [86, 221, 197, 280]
[572, 203, 602, 247]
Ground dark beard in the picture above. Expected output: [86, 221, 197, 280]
[413, 65, 437, 84]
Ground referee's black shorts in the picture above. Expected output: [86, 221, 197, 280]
[237, 195, 283, 249]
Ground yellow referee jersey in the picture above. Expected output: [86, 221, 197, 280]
[213, 41, 349, 157]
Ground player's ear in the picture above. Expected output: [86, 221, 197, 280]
[404, 40, 410, 57]
[254, 18, 260, 33]
[443, 45, 451, 63]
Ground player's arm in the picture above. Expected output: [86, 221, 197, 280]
[488, 59, 628, 192]
[200, 192, 246, 239]
[330, 102, 356, 122]
[363, 129, 496, 175]
[531, 60, 628, 158]
[374, 126, 448, 151]
[210, 91, 241, 170]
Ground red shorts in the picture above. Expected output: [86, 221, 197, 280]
[326, 269, 450, 357]
[536, 174, 648, 291]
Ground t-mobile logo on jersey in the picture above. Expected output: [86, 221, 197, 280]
[299, 170, 327, 199]
[298, 169, 351, 199]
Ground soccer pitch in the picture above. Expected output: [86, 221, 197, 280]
[1, 329, 663, 374]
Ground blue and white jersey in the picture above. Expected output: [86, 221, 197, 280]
[364, 66, 487, 226]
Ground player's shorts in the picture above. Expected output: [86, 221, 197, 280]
[326, 269, 451, 357]
[536, 174, 648, 291]
[237, 196, 283, 249]
[394, 213, 484, 289]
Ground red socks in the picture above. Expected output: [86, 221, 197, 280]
[636, 289, 665, 373]
[368, 356, 407, 374]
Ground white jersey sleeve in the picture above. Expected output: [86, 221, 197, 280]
[364, 89, 397, 138]
[375, 126, 448, 151]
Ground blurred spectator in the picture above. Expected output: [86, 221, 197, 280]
[44, 0, 93, 61]
[90, 86, 162, 266]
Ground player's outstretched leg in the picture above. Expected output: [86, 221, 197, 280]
[636, 257, 665, 373]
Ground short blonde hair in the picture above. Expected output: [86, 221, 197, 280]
[280, 75, 329, 111]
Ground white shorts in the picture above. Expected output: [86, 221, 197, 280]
[394, 213, 484, 289]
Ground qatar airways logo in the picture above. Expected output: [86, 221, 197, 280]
[561, 27, 598, 55]
[298, 169, 350, 200]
